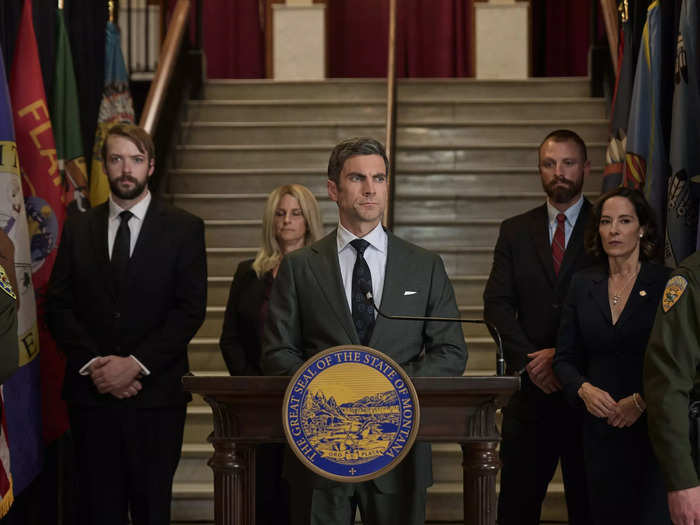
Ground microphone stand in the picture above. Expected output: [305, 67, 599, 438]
[364, 291, 506, 376]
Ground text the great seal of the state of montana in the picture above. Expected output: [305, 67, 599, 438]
[283, 345, 420, 483]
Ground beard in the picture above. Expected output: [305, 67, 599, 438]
[109, 175, 148, 200]
[543, 176, 583, 204]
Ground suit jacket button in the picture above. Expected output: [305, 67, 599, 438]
[113, 312, 120, 319]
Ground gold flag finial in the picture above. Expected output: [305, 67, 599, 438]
[58, 0, 64, 9]
[108, 0, 114, 23]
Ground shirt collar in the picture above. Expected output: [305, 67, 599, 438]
[109, 191, 152, 222]
[546, 194, 584, 227]
[336, 221, 388, 254]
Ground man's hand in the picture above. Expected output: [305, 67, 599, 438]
[89, 356, 142, 395]
[669, 486, 700, 525]
[110, 379, 143, 400]
[577, 382, 617, 418]
[607, 394, 643, 428]
[526, 348, 561, 394]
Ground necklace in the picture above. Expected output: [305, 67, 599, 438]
[609, 264, 640, 307]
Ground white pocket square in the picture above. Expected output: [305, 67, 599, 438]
[403, 290, 417, 296]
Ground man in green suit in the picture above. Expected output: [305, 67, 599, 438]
[262, 137, 467, 525]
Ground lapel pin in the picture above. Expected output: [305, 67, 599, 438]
[639, 290, 647, 297]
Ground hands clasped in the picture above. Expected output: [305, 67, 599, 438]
[577, 382, 644, 428]
[526, 348, 562, 394]
[89, 356, 143, 399]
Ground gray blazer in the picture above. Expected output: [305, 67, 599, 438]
[262, 229, 467, 493]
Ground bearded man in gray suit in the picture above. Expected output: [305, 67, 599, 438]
[262, 137, 467, 525]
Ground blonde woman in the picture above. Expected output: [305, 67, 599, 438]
[218, 184, 322, 525]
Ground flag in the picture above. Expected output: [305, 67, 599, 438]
[0, 388, 13, 518]
[89, 21, 134, 207]
[9, 0, 64, 492]
[666, 0, 700, 266]
[624, 0, 668, 243]
[0, 20, 41, 501]
[52, 7, 89, 216]
[603, 0, 649, 191]
[35, 5, 88, 445]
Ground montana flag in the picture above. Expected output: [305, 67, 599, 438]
[89, 21, 134, 206]
[624, 0, 668, 240]
[666, 0, 700, 267]
[0, 13, 41, 498]
[52, 7, 89, 216]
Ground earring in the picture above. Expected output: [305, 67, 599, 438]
[639, 233, 643, 238]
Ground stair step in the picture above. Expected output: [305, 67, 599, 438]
[202, 77, 591, 100]
[186, 97, 605, 122]
[179, 120, 608, 146]
[173, 192, 600, 222]
[174, 143, 606, 170]
[167, 167, 604, 195]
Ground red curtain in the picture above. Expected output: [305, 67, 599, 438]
[329, 0, 475, 78]
[169, 0, 264, 79]
[531, 0, 591, 77]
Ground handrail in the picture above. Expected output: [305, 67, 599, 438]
[600, 0, 619, 73]
[383, 0, 397, 231]
[139, 0, 191, 134]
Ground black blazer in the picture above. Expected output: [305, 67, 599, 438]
[483, 200, 595, 418]
[46, 197, 207, 407]
[553, 262, 671, 406]
[219, 258, 272, 375]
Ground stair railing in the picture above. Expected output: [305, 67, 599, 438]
[138, 0, 204, 189]
[383, 0, 397, 231]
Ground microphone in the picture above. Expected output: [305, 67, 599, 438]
[363, 290, 506, 376]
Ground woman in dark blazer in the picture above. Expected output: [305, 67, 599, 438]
[553, 187, 671, 525]
[219, 183, 322, 524]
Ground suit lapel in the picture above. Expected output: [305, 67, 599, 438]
[368, 232, 402, 348]
[91, 203, 114, 299]
[588, 267, 612, 325]
[129, 196, 163, 273]
[308, 232, 359, 344]
[557, 199, 591, 284]
[615, 262, 653, 328]
[530, 205, 556, 287]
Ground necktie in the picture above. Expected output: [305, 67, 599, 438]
[112, 210, 133, 291]
[350, 239, 375, 346]
[552, 213, 566, 276]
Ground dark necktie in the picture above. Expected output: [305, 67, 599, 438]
[552, 213, 566, 276]
[350, 239, 375, 346]
[112, 210, 133, 291]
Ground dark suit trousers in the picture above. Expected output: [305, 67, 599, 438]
[497, 403, 589, 525]
[68, 404, 186, 525]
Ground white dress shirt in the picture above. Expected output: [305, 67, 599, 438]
[79, 192, 152, 377]
[546, 194, 584, 248]
[336, 222, 387, 317]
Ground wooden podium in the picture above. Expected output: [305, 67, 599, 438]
[183, 375, 519, 525]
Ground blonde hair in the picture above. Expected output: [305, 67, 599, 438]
[252, 184, 323, 278]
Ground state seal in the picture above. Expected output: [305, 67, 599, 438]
[283, 345, 420, 483]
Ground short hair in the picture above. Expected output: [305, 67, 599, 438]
[252, 184, 323, 278]
[538, 129, 587, 164]
[327, 137, 389, 186]
[585, 186, 659, 261]
[101, 123, 155, 164]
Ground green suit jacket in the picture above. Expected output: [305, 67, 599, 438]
[262, 229, 467, 494]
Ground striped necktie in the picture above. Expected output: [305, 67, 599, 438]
[552, 213, 566, 276]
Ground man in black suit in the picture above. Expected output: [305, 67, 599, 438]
[483, 129, 592, 525]
[262, 137, 467, 525]
[47, 124, 207, 525]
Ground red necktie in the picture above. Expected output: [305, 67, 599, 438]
[552, 213, 566, 276]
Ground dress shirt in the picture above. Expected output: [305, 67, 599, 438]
[337, 222, 387, 317]
[79, 191, 152, 378]
[107, 191, 152, 259]
[547, 194, 584, 248]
